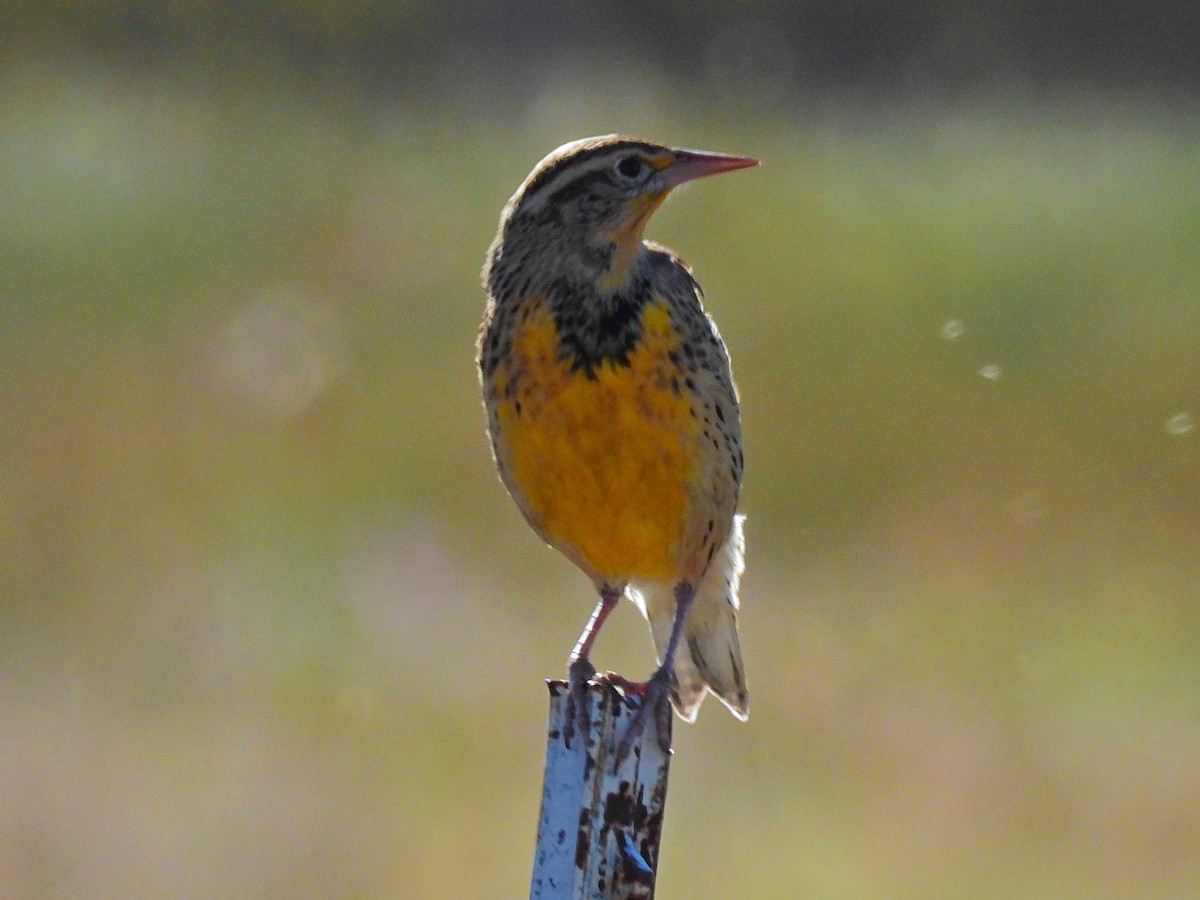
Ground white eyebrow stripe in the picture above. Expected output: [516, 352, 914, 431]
[517, 150, 625, 212]
[514, 138, 665, 213]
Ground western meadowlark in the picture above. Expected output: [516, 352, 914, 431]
[477, 135, 757, 750]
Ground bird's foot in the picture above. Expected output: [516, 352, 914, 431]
[563, 657, 597, 748]
[616, 667, 673, 763]
[594, 670, 648, 697]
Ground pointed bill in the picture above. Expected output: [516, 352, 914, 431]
[661, 148, 760, 188]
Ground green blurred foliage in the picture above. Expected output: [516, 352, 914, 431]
[1, 14, 1199, 897]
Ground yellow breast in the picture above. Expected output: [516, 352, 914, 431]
[490, 297, 696, 582]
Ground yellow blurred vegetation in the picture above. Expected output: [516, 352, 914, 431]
[1, 57, 1198, 898]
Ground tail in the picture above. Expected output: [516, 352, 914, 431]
[630, 515, 749, 723]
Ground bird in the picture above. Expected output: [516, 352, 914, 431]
[477, 135, 757, 751]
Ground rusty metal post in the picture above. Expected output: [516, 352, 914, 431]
[530, 681, 672, 900]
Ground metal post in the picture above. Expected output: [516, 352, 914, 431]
[530, 681, 672, 899]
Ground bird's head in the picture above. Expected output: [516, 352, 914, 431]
[491, 135, 758, 291]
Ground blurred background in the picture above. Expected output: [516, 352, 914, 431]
[2, 3, 1199, 897]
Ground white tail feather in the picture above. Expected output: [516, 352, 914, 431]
[629, 515, 749, 722]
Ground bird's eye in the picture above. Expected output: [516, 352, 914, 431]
[615, 156, 647, 181]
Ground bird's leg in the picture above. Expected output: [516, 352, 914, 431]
[617, 582, 695, 761]
[563, 585, 621, 748]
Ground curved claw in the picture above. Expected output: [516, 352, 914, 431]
[616, 668, 673, 763]
[563, 657, 597, 748]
